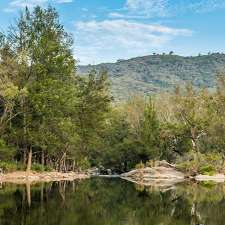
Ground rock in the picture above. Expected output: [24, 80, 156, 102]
[121, 162, 185, 187]
[106, 169, 112, 175]
[88, 167, 100, 176]
[155, 160, 176, 168]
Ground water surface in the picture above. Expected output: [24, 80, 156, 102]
[0, 178, 225, 225]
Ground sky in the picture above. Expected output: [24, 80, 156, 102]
[0, 0, 225, 65]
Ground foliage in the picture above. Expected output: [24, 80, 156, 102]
[135, 161, 145, 169]
[0, 161, 18, 172]
[176, 152, 223, 174]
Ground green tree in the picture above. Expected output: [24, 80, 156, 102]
[1, 6, 77, 171]
[140, 98, 161, 160]
[74, 70, 112, 165]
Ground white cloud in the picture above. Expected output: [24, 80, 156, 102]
[5, 0, 73, 12]
[126, 0, 168, 17]
[108, 12, 151, 19]
[56, 0, 73, 3]
[109, 0, 225, 19]
[8, 0, 47, 9]
[187, 0, 225, 13]
[74, 19, 192, 64]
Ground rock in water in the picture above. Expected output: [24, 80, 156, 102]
[121, 162, 184, 187]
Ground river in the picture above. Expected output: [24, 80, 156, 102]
[0, 178, 224, 225]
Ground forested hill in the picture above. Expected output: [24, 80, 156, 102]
[77, 53, 225, 100]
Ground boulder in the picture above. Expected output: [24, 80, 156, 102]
[122, 166, 184, 180]
[121, 161, 185, 186]
[154, 160, 176, 168]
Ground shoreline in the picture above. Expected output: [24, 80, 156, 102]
[0, 171, 90, 184]
[0, 170, 225, 185]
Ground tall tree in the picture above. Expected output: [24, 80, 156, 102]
[2, 6, 76, 171]
[74, 70, 112, 165]
[140, 98, 161, 160]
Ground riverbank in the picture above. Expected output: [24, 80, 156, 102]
[0, 171, 90, 184]
[1, 166, 225, 185]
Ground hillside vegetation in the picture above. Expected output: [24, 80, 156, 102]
[78, 54, 225, 100]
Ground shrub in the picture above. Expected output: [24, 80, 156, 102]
[146, 160, 155, 167]
[76, 158, 91, 170]
[44, 165, 53, 172]
[16, 163, 26, 171]
[176, 160, 198, 173]
[32, 163, 45, 172]
[135, 161, 145, 169]
[0, 161, 17, 172]
[176, 151, 223, 175]
[199, 165, 215, 175]
[0, 161, 54, 173]
[0, 139, 16, 161]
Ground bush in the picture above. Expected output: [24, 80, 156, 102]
[146, 160, 155, 167]
[199, 165, 215, 175]
[76, 158, 91, 170]
[17, 163, 26, 171]
[31, 163, 45, 172]
[44, 165, 53, 172]
[176, 151, 223, 175]
[0, 161, 17, 172]
[32, 163, 54, 172]
[0, 139, 16, 161]
[0, 161, 54, 173]
[135, 161, 145, 169]
[176, 160, 198, 173]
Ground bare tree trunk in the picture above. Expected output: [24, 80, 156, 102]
[59, 152, 67, 172]
[72, 160, 75, 172]
[41, 150, 45, 171]
[26, 147, 32, 173]
[23, 150, 27, 165]
[41, 150, 44, 165]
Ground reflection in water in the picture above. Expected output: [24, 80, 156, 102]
[0, 178, 225, 225]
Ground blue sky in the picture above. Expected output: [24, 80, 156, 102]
[0, 0, 225, 65]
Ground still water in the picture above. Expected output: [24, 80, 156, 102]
[0, 178, 225, 225]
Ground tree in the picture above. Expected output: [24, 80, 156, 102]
[74, 70, 112, 165]
[1, 6, 77, 171]
[140, 98, 161, 160]
[173, 84, 208, 154]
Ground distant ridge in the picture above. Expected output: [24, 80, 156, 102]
[77, 53, 225, 100]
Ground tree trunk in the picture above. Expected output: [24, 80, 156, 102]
[26, 147, 32, 172]
[23, 150, 27, 165]
[41, 150, 45, 171]
[72, 160, 75, 172]
[41, 150, 44, 165]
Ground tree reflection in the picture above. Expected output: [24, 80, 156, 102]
[0, 179, 224, 225]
